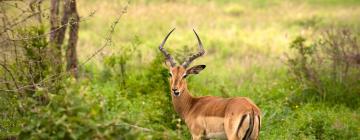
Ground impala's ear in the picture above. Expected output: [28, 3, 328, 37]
[186, 65, 206, 75]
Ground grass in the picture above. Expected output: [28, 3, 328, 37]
[74, 0, 360, 139]
[1, 0, 360, 139]
[77, 0, 360, 67]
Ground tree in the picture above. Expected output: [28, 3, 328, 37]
[50, 0, 79, 78]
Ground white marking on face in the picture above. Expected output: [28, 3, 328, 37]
[182, 73, 187, 77]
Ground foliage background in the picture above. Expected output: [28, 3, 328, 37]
[1, 0, 360, 139]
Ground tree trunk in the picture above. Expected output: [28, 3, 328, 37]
[57, 0, 72, 46]
[66, 0, 79, 78]
[49, 0, 59, 43]
[49, 0, 63, 75]
[50, 0, 79, 79]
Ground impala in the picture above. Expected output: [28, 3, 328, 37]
[159, 29, 261, 140]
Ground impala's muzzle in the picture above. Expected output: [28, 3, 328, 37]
[172, 88, 181, 96]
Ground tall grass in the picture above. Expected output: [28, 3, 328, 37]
[1, 0, 360, 139]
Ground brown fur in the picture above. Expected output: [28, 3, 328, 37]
[168, 66, 261, 140]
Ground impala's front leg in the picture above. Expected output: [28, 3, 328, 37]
[191, 132, 208, 140]
[188, 122, 206, 140]
[191, 134, 202, 140]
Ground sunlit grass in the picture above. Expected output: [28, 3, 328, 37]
[77, 0, 360, 68]
[75, 0, 360, 139]
[2, 0, 360, 139]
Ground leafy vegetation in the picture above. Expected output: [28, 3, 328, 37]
[1, 0, 360, 139]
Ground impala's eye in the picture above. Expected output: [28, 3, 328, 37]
[183, 74, 188, 78]
[169, 73, 172, 77]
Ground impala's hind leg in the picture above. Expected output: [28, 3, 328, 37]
[224, 114, 250, 140]
[250, 115, 261, 140]
[237, 114, 251, 140]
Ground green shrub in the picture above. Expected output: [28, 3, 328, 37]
[18, 79, 156, 140]
[0, 26, 52, 138]
[291, 104, 360, 139]
[286, 28, 360, 108]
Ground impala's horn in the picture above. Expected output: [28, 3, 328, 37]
[159, 28, 177, 67]
[182, 29, 205, 68]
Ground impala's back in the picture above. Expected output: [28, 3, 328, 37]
[187, 96, 261, 140]
[159, 28, 261, 140]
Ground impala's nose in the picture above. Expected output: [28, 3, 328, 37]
[172, 88, 180, 96]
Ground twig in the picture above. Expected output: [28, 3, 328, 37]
[116, 122, 153, 132]
[0, 10, 96, 43]
[0, 4, 128, 92]
[0, 63, 20, 92]
[80, 6, 127, 66]
[1, 1, 31, 13]
[0, 12, 40, 35]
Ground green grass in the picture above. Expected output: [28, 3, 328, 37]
[1, 0, 360, 139]
[75, 0, 360, 139]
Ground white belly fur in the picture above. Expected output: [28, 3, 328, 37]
[205, 132, 227, 139]
[202, 117, 226, 139]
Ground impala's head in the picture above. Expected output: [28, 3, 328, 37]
[159, 28, 206, 97]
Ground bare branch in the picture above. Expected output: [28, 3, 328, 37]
[0, 11, 95, 44]
[80, 6, 127, 66]
[0, 62, 20, 92]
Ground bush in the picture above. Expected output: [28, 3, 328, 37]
[3, 52, 185, 139]
[0, 26, 53, 138]
[288, 104, 360, 139]
[286, 28, 360, 108]
[17, 79, 149, 140]
[1, 27, 187, 139]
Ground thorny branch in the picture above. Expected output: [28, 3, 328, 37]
[0, 63, 20, 92]
[0, 3, 128, 92]
[80, 6, 127, 66]
[0, 12, 40, 35]
[117, 122, 153, 132]
[0, 10, 96, 44]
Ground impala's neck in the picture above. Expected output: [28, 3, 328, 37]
[171, 87, 194, 119]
